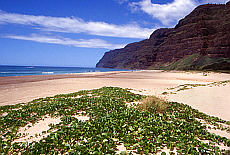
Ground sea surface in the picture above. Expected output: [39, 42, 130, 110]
[0, 65, 129, 77]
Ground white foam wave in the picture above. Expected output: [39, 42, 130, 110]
[25, 66, 34, 68]
[42, 72, 54, 74]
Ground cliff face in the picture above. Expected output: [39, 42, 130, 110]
[96, 28, 173, 69]
[96, 2, 230, 70]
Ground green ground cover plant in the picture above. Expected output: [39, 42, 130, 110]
[155, 53, 230, 71]
[0, 87, 229, 154]
[162, 80, 230, 95]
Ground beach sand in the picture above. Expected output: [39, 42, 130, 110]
[1, 70, 230, 153]
[0, 70, 230, 120]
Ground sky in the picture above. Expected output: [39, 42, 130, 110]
[0, 0, 228, 67]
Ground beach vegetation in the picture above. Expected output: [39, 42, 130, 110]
[162, 80, 230, 95]
[153, 53, 230, 71]
[137, 96, 168, 113]
[0, 87, 229, 154]
[162, 91, 168, 95]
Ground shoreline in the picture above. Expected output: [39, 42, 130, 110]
[0, 70, 230, 120]
[0, 70, 132, 85]
[0, 69, 226, 85]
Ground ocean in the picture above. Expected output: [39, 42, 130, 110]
[0, 65, 129, 77]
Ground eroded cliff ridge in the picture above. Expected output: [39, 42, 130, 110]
[96, 2, 230, 70]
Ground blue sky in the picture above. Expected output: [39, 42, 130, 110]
[0, 0, 228, 67]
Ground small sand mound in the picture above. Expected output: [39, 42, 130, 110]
[126, 102, 139, 107]
[70, 95, 83, 99]
[156, 147, 177, 155]
[115, 143, 138, 155]
[14, 116, 61, 143]
[115, 143, 126, 154]
[73, 115, 90, 121]
[208, 128, 230, 139]
[1, 112, 8, 117]
[72, 111, 90, 121]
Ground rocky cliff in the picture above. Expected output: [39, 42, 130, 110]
[96, 2, 230, 70]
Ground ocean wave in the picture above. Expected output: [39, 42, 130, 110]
[42, 72, 54, 74]
[0, 72, 35, 74]
[25, 66, 35, 68]
[0, 72, 10, 74]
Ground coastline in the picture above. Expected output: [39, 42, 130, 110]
[0, 71, 131, 85]
[0, 70, 230, 120]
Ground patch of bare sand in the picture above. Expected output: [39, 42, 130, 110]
[156, 147, 177, 155]
[72, 111, 90, 121]
[165, 82, 230, 121]
[208, 128, 230, 139]
[14, 111, 90, 143]
[14, 116, 61, 143]
[114, 140, 137, 155]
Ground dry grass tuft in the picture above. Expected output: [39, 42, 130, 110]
[227, 127, 230, 133]
[137, 96, 168, 113]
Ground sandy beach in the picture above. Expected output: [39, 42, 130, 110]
[1, 70, 230, 153]
[0, 70, 230, 120]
